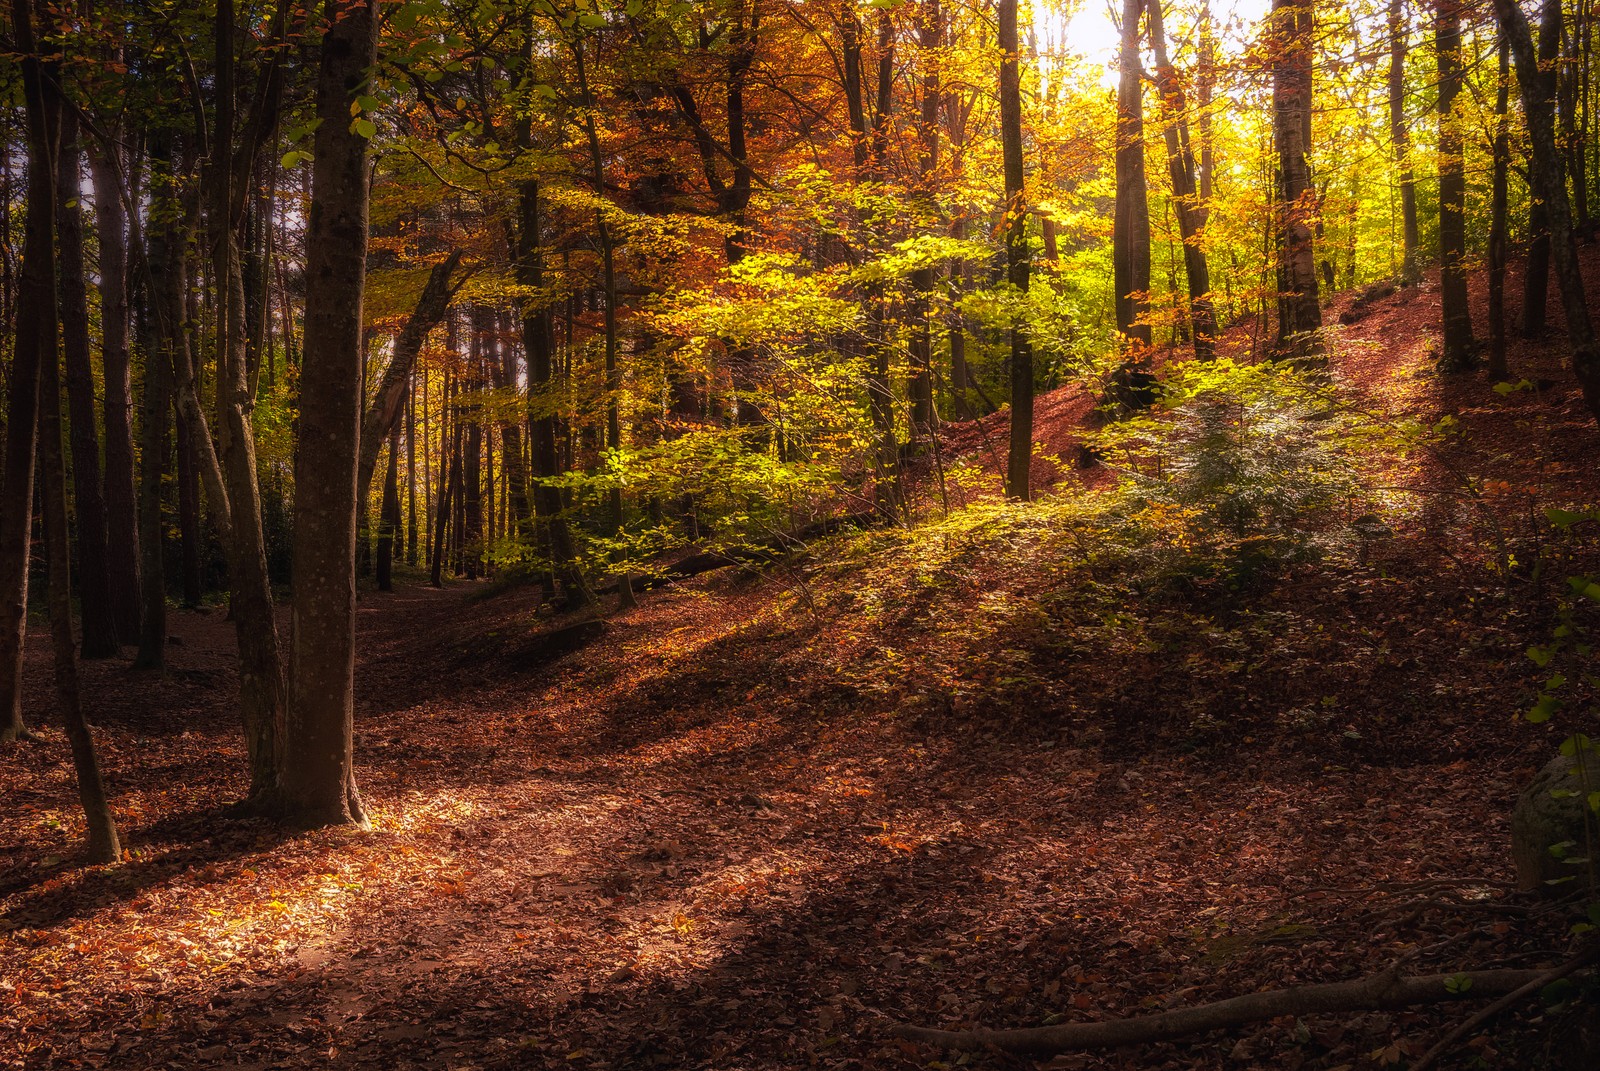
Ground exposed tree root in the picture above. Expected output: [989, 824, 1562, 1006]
[892, 958, 1595, 1055]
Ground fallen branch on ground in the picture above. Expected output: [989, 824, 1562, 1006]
[891, 959, 1595, 1056]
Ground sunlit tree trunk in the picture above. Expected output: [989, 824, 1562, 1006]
[1113, 0, 1152, 348]
[1388, 0, 1421, 285]
[1148, 0, 1216, 361]
[1523, 0, 1562, 338]
[1272, 0, 1324, 361]
[1000, 0, 1032, 499]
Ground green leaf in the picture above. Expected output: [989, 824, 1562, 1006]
[1528, 645, 1555, 667]
[1559, 733, 1594, 757]
[352, 118, 378, 140]
[1527, 694, 1561, 723]
[1546, 507, 1588, 528]
[280, 151, 302, 168]
[1588, 791, 1600, 814]
[579, 12, 606, 26]
[1444, 973, 1473, 995]
[1546, 673, 1568, 690]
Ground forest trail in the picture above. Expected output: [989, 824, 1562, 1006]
[7, 249, 1600, 1069]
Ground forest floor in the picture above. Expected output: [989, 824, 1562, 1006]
[7, 249, 1600, 1071]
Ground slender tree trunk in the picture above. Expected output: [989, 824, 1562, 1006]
[1493, 0, 1600, 419]
[1, 0, 55, 741]
[1148, 0, 1216, 361]
[176, 408, 204, 608]
[55, 105, 118, 657]
[1435, 0, 1477, 370]
[376, 429, 398, 592]
[212, 0, 285, 805]
[909, 0, 943, 436]
[1272, 0, 1324, 360]
[515, 178, 588, 605]
[430, 371, 453, 588]
[1488, 36, 1512, 379]
[87, 143, 141, 642]
[1000, 0, 1033, 499]
[41, 246, 122, 864]
[1114, 0, 1152, 348]
[1523, 0, 1562, 337]
[406, 369, 419, 565]
[135, 141, 179, 672]
[280, 0, 376, 829]
[1389, 0, 1421, 285]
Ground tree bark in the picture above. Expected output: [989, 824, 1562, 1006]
[1148, 0, 1216, 361]
[1113, 0, 1152, 348]
[87, 142, 142, 642]
[280, 0, 376, 829]
[376, 428, 399, 592]
[1493, 0, 1600, 420]
[1435, 0, 1478, 370]
[1522, 0, 1562, 338]
[1272, 0, 1324, 360]
[893, 962, 1595, 1055]
[40, 238, 122, 865]
[55, 105, 119, 657]
[1001, 0, 1033, 499]
[1, 0, 56, 741]
[1488, 36, 1512, 379]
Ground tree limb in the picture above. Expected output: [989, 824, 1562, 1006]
[891, 963, 1594, 1055]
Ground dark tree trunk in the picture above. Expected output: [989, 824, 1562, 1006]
[87, 143, 142, 642]
[281, 0, 376, 829]
[56, 105, 119, 657]
[1435, 0, 1477, 370]
[1148, 0, 1216, 361]
[1, 0, 56, 741]
[40, 235, 122, 864]
[1272, 0, 1324, 360]
[1522, 0, 1562, 338]
[135, 139, 179, 672]
[515, 178, 587, 605]
[176, 407, 204, 608]
[1389, 0, 1421, 284]
[1113, 0, 1152, 347]
[1488, 36, 1512, 380]
[1493, 0, 1600, 419]
[1000, 0, 1033, 499]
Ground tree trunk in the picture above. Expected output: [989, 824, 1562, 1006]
[1435, 0, 1478, 370]
[280, 0, 376, 829]
[1148, 0, 1217, 361]
[1389, 0, 1421, 284]
[1113, 0, 1153, 348]
[175, 407, 204, 608]
[1488, 36, 1512, 380]
[1272, 0, 1324, 360]
[211, 0, 286, 806]
[376, 429, 399, 592]
[1493, 0, 1600, 420]
[1000, 0, 1033, 499]
[1, 5, 59, 741]
[1522, 0, 1562, 338]
[40, 237, 122, 864]
[515, 178, 588, 605]
[406, 369, 420, 565]
[355, 250, 462, 510]
[55, 105, 118, 657]
[87, 143, 142, 642]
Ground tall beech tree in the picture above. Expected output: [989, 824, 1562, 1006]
[1271, 0, 1323, 360]
[281, 0, 378, 828]
[1113, 0, 1152, 350]
[999, 0, 1032, 499]
[1434, 0, 1477, 371]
